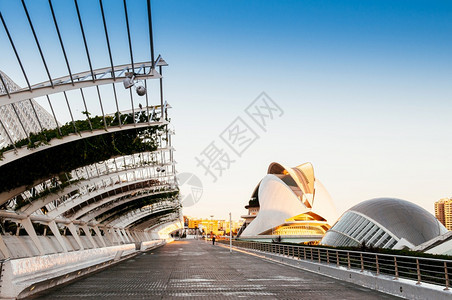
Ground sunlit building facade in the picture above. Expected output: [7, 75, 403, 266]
[321, 198, 447, 250]
[239, 162, 338, 243]
[435, 198, 452, 230]
[185, 217, 243, 236]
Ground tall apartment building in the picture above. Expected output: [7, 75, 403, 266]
[0, 71, 57, 148]
[435, 198, 452, 230]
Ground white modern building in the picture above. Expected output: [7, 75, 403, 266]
[239, 162, 338, 243]
[321, 198, 447, 250]
[0, 70, 56, 148]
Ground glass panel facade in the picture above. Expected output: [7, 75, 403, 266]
[273, 225, 324, 236]
[322, 211, 399, 249]
[320, 230, 360, 248]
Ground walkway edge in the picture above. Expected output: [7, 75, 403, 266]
[218, 244, 452, 300]
[0, 240, 166, 300]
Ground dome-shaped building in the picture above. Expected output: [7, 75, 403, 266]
[239, 162, 338, 243]
[321, 198, 447, 250]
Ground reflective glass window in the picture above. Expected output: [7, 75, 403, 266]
[356, 222, 374, 240]
[362, 225, 379, 242]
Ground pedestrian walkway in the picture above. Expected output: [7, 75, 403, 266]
[34, 240, 399, 299]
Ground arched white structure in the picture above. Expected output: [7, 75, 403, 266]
[240, 162, 338, 243]
[0, 1, 182, 298]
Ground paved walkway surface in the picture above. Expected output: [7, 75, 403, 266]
[34, 240, 399, 299]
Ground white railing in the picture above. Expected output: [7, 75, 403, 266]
[221, 240, 452, 290]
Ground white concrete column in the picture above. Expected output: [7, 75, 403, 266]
[21, 218, 45, 255]
[131, 230, 139, 242]
[81, 224, 98, 248]
[116, 228, 126, 244]
[0, 233, 11, 258]
[47, 220, 68, 252]
[67, 223, 84, 250]
[131, 231, 141, 242]
[109, 228, 121, 244]
[123, 230, 133, 242]
[93, 226, 107, 247]
[128, 230, 137, 242]
[119, 229, 129, 243]
[102, 228, 114, 245]
[121, 229, 131, 243]
[144, 230, 152, 241]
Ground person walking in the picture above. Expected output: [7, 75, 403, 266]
[212, 235, 216, 245]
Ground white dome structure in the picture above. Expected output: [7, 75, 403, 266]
[240, 162, 338, 243]
[321, 198, 447, 249]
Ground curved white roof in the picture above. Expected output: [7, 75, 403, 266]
[241, 162, 337, 237]
[241, 174, 310, 236]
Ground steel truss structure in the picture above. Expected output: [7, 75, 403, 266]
[0, 0, 181, 260]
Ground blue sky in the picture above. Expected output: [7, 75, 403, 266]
[1, 0, 451, 221]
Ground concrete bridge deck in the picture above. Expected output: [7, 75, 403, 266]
[33, 240, 398, 299]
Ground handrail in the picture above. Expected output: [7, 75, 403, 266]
[219, 240, 452, 289]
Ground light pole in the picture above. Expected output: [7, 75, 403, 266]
[229, 212, 232, 253]
[210, 215, 214, 240]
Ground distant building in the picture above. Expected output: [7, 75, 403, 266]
[218, 219, 243, 235]
[184, 216, 242, 236]
[240, 195, 260, 227]
[0, 71, 57, 148]
[435, 198, 452, 230]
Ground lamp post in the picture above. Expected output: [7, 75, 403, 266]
[229, 212, 232, 253]
[210, 215, 214, 240]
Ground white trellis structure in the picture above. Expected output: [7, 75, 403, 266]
[0, 0, 182, 264]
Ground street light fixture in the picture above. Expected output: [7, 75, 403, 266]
[123, 72, 147, 96]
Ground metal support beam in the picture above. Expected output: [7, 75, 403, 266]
[21, 0, 53, 87]
[123, 0, 134, 70]
[80, 88, 93, 131]
[147, 0, 155, 68]
[28, 99, 44, 132]
[96, 86, 108, 130]
[46, 95, 62, 135]
[11, 103, 31, 143]
[0, 12, 31, 90]
[159, 65, 164, 119]
[49, 0, 74, 85]
[0, 63, 160, 105]
[63, 91, 78, 133]
[99, 0, 115, 79]
[74, 0, 95, 81]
